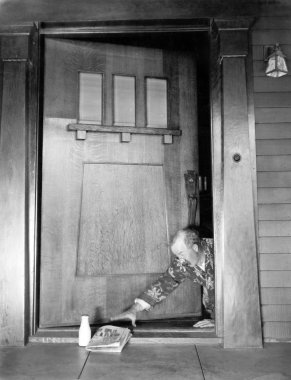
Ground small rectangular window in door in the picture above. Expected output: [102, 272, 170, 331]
[113, 75, 135, 126]
[78, 72, 103, 124]
[146, 78, 168, 128]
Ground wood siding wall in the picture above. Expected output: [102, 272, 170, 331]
[252, 17, 291, 341]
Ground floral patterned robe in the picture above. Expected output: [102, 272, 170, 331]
[138, 238, 215, 319]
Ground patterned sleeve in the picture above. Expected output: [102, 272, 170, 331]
[137, 257, 189, 308]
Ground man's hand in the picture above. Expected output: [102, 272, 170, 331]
[193, 319, 215, 328]
[110, 303, 144, 327]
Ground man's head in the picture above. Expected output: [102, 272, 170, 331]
[170, 227, 201, 265]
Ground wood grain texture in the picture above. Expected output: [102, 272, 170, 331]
[258, 188, 291, 203]
[222, 55, 262, 348]
[77, 163, 169, 275]
[261, 287, 291, 304]
[260, 254, 291, 270]
[254, 77, 291, 93]
[27, 25, 40, 338]
[259, 237, 291, 253]
[263, 322, 291, 340]
[227, 16, 291, 342]
[254, 93, 291, 107]
[257, 172, 291, 187]
[259, 221, 291, 236]
[210, 27, 224, 339]
[260, 271, 291, 287]
[259, 204, 291, 220]
[40, 37, 200, 326]
[0, 60, 27, 345]
[68, 124, 181, 136]
[257, 155, 291, 171]
[256, 124, 291, 140]
[252, 45, 264, 61]
[255, 108, 291, 124]
[252, 29, 291, 45]
[256, 140, 291, 155]
[106, 274, 201, 320]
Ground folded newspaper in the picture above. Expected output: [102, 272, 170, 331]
[86, 325, 132, 353]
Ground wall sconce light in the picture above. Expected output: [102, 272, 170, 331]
[265, 43, 288, 78]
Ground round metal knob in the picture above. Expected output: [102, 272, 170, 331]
[233, 153, 241, 162]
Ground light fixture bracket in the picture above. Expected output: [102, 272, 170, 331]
[265, 43, 288, 78]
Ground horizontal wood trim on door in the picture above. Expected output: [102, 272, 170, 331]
[254, 77, 291, 93]
[259, 204, 291, 220]
[257, 155, 291, 171]
[263, 322, 291, 340]
[259, 237, 291, 253]
[260, 254, 291, 270]
[256, 124, 291, 140]
[260, 271, 291, 287]
[259, 221, 291, 236]
[256, 140, 291, 155]
[255, 108, 291, 124]
[252, 30, 291, 45]
[68, 123, 182, 136]
[262, 305, 291, 321]
[254, 93, 291, 107]
[261, 287, 291, 304]
[257, 171, 291, 187]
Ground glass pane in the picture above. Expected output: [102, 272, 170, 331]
[146, 78, 167, 128]
[79, 72, 102, 124]
[114, 75, 135, 126]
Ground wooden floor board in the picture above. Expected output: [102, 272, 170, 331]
[196, 343, 291, 380]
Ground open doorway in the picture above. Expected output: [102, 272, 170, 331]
[36, 26, 213, 339]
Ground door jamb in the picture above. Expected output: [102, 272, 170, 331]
[31, 18, 234, 341]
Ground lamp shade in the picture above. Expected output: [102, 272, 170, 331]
[265, 43, 288, 78]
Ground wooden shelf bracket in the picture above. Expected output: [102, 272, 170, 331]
[67, 123, 181, 144]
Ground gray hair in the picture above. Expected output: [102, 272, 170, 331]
[172, 227, 200, 248]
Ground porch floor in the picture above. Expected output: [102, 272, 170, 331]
[0, 342, 290, 379]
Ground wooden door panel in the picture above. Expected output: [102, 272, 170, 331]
[40, 37, 201, 326]
[77, 163, 168, 275]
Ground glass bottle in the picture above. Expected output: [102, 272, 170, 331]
[78, 315, 91, 347]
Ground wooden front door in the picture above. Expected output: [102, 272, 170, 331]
[39, 37, 201, 327]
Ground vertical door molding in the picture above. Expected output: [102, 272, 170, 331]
[0, 23, 39, 345]
[212, 19, 262, 348]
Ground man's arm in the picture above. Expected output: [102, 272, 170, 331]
[138, 258, 188, 307]
[111, 258, 189, 325]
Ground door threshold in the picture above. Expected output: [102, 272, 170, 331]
[29, 322, 221, 345]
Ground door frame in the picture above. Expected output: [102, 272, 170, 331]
[28, 18, 262, 348]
